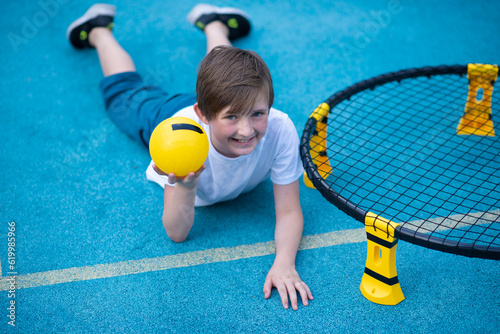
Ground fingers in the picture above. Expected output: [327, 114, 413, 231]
[263, 278, 272, 299]
[183, 171, 196, 183]
[276, 283, 290, 309]
[165, 165, 206, 185]
[167, 173, 177, 184]
[295, 281, 313, 306]
[264, 275, 290, 308]
[188, 165, 206, 181]
[283, 281, 312, 310]
[285, 281, 298, 310]
[152, 164, 167, 176]
[195, 164, 206, 177]
[264, 277, 312, 310]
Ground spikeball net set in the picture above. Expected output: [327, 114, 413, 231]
[300, 64, 499, 304]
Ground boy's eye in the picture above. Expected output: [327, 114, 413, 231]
[226, 115, 237, 120]
[252, 112, 263, 117]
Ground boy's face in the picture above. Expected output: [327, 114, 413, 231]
[208, 93, 269, 158]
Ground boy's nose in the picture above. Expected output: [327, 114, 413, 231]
[237, 118, 254, 137]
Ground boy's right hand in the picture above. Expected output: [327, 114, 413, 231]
[153, 164, 206, 189]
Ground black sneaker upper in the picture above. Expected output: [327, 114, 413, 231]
[195, 13, 251, 41]
[69, 15, 114, 49]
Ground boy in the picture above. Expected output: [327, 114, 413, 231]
[67, 3, 313, 310]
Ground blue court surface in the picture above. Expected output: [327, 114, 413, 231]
[1, 0, 500, 333]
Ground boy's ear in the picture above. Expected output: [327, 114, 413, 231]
[194, 103, 210, 125]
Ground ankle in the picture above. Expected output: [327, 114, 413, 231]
[204, 21, 229, 38]
[88, 27, 113, 47]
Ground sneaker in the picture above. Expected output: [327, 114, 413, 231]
[66, 3, 116, 49]
[187, 4, 251, 41]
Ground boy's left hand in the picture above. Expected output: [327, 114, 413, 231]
[153, 164, 206, 189]
[263, 260, 313, 310]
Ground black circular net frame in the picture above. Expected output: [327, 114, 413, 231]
[300, 65, 500, 259]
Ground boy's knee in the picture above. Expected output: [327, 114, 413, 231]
[167, 233, 188, 243]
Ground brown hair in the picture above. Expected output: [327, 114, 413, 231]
[196, 46, 274, 121]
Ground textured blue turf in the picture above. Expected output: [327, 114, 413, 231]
[1, 0, 500, 333]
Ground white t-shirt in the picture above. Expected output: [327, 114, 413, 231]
[146, 106, 304, 206]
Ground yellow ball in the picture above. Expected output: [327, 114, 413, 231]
[149, 117, 209, 177]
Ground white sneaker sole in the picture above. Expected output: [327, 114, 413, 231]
[186, 3, 249, 25]
[66, 3, 116, 40]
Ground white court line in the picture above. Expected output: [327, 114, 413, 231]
[2, 209, 497, 291]
[0, 228, 367, 291]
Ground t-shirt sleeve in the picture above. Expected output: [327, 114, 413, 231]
[146, 160, 174, 188]
[270, 116, 305, 185]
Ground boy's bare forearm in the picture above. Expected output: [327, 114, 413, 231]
[274, 210, 303, 265]
[265, 182, 313, 311]
[272, 181, 304, 265]
[162, 184, 197, 242]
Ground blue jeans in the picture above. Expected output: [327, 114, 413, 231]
[100, 72, 197, 147]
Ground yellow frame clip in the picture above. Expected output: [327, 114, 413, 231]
[304, 103, 332, 188]
[360, 212, 405, 305]
[457, 63, 498, 136]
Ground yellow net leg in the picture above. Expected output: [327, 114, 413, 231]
[360, 212, 405, 305]
[457, 63, 498, 136]
[304, 103, 332, 188]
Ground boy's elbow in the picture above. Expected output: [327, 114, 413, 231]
[167, 230, 188, 243]
[163, 219, 189, 243]
[162, 209, 194, 243]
